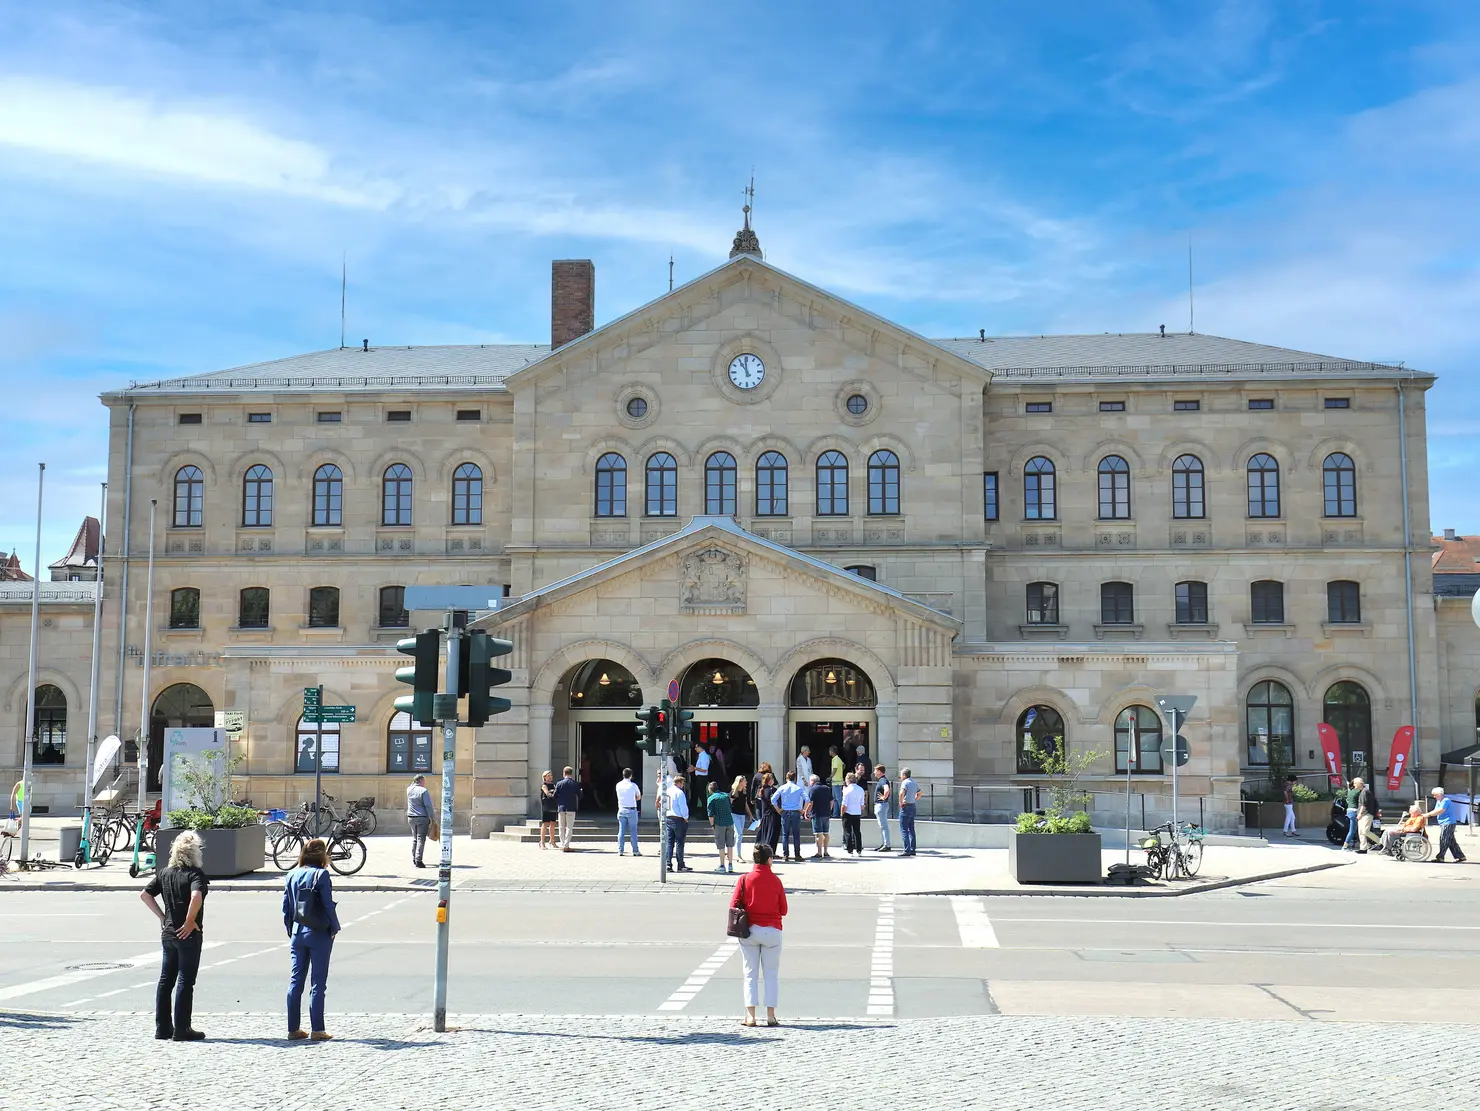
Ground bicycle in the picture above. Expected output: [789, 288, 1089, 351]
[272, 815, 366, 875]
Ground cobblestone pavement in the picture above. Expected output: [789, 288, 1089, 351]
[7, 1011, 1475, 1110]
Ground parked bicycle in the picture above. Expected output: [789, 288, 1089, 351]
[271, 814, 367, 875]
[1141, 821, 1206, 880]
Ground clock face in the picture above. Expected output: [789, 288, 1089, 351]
[727, 353, 766, 390]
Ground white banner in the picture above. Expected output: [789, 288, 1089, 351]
[90, 735, 123, 792]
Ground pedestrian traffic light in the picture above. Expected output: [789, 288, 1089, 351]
[464, 630, 514, 727]
[635, 705, 661, 751]
[394, 630, 441, 727]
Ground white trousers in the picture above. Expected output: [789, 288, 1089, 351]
[1283, 804, 1296, 834]
[738, 925, 783, 1008]
[557, 811, 576, 848]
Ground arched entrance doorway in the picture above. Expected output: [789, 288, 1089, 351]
[788, 659, 877, 783]
[1323, 681, 1372, 780]
[149, 683, 214, 791]
[555, 660, 644, 812]
[678, 658, 759, 805]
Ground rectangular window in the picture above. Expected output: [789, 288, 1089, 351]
[1100, 582, 1135, 624]
[1025, 402, 1053, 414]
[386, 410, 411, 422]
[238, 587, 270, 629]
[1025, 582, 1059, 625]
[983, 472, 999, 521]
[178, 413, 202, 425]
[1175, 581, 1209, 624]
[316, 411, 342, 423]
[1248, 398, 1275, 410]
[1324, 397, 1351, 409]
[845, 565, 877, 581]
[1173, 399, 1200, 411]
[456, 409, 481, 421]
[248, 412, 272, 423]
[308, 587, 340, 628]
[169, 589, 201, 629]
[295, 725, 339, 774]
[1251, 581, 1285, 624]
[1099, 401, 1126, 412]
[387, 729, 434, 773]
[379, 585, 408, 628]
[1327, 580, 1361, 623]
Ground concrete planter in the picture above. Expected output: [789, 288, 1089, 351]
[156, 824, 266, 878]
[1252, 801, 1328, 833]
[1008, 830, 1102, 884]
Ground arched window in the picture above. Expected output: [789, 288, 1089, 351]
[387, 710, 433, 773]
[645, 453, 677, 516]
[567, 659, 644, 708]
[868, 450, 901, 515]
[1247, 453, 1281, 518]
[816, 450, 849, 516]
[1025, 582, 1059, 624]
[312, 464, 343, 526]
[296, 714, 341, 774]
[1016, 705, 1065, 773]
[594, 453, 627, 517]
[169, 587, 200, 629]
[1246, 680, 1294, 767]
[1172, 454, 1204, 519]
[147, 683, 213, 790]
[705, 452, 738, 515]
[1097, 455, 1130, 519]
[378, 585, 408, 628]
[755, 451, 788, 516]
[238, 586, 269, 629]
[242, 464, 273, 527]
[1024, 456, 1056, 519]
[679, 658, 760, 708]
[788, 659, 877, 708]
[308, 586, 340, 628]
[382, 463, 413, 526]
[1324, 681, 1372, 776]
[1322, 452, 1357, 517]
[32, 685, 67, 765]
[173, 465, 204, 528]
[451, 463, 483, 525]
[1115, 705, 1163, 773]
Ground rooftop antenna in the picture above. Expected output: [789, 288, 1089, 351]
[669, 254, 674, 293]
[743, 172, 755, 230]
[340, 252, 347, 349]
[1187, 234, 1195, 334]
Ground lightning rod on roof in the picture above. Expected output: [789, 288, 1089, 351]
[1187, 235, 1195, 335]
[340, 252, 347, 350]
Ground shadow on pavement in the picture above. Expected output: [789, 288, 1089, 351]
[462, 1021, 893, 1045]
[0, 1011, 80, 1029]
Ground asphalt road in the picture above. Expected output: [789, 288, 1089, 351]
[5, 866, 1477, 1024]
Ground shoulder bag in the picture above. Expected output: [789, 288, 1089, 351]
[726, 875, 751, 939]
[292, 869, 332, 932]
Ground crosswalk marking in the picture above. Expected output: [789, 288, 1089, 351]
[657, 938, 738, 1011]
[950, 896, 1000, 948]
[867, 896, 895, 1016]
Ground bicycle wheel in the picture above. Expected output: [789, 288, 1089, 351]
[1162, 847, 1181, 880]
[272, 832, 305, 870]
[108, 817, 134, 852]
[329, 835, 366, 876]
[1183, 840, 1203, 877]
[351, 808, 377, 836]
[92, 837, 112, 867]
[2, 834, 14, 862]
[308, 809, 334, 838]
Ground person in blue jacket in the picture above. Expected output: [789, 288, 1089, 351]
[282, 838, 342, 1041]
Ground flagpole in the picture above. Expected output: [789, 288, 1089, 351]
[137, 500, 157, 812]
[19, 463, 45, 862]
[83, 483, 107, 809]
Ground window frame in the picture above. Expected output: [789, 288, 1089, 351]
[1023, 456, 1056, 520]
[1097, 455, 1131, 519]
[32, 684, 67, 765]
[1174, 580, 1209, 624]
[644, 453, 678, 517]
[1100, 581, 1135, 624]
[594, 453, 628, 518]
[1171, 454, 1205, 519]
[1322, 452, 1357, 517]
[1247, 453, 1281, 518]
[844, 564, 877, 581]
[1025, 581, 1060, 625]
[386, 710, 434, 773]
[451, 462, 483, 526]
[1016, 705, 1066, 773]
[1250, 580, 1285, 624]
[169, 587, 201, 629]
[983, 472, 999, 521]
[705, 452, 738, 516]
[295, 714, 341, 775]
[867, 450, 901, 515]
[238, 586, 270, 629]
[816, 450, 849, 516]
[1114, 705, 1164, 774]
[378, 585, 409, 628]
[381, 463, 414, 527]
[173, 466, 204, 528]
[242, 464, 273, 527]
[1246, 680, 1294, 767]
[312, 464, 344, 527]
[308, 586, 340, 629]
[755, 451, 788, 517]
[1327, 579, 1362, 623]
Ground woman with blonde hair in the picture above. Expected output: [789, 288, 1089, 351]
[729, 774, 752, 854]
[538, 770, 558, 849]
[283, 838, 342, 1041]
[139, 830, 209, 1041]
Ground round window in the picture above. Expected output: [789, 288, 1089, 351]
[846, 394, 868, 415]
[626, 397, 649, 419]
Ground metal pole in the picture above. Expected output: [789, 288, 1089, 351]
[113, 404, 134, 736]
[1125, 716, 1135, 867]
[433, 610, 464, 1033]
[83, 482, 107, 816]
[1170, 708, 1180, 838]
[1396, 380, 1421, 787]
[137, 500, 157, 813]
[18, 463, 45, 862]
[657, 731, 669, 884]
[314, 684, 325, 830]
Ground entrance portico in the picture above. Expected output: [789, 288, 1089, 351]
[469, 516, 957, 835]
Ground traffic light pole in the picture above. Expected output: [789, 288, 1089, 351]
[657, 726, 669, 885]
[314, 684, 325, 829]
[432, 610, 464, 1033]
[1169, 707, 1181, 835]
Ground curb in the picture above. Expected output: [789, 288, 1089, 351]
[904, 858, 1351, 897]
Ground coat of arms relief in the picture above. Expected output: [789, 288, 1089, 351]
[679, 547, 747, 615]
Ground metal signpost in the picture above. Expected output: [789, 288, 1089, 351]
[137, 500, 158, 814]
[302, 688, 356, 827]
[18, 464, 44, 863]
[1156, 695, 1197, 841]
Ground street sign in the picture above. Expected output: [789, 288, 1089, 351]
[405, 585, 504, 612]
[303, 687, 320, 705]
[667, 678, 680, 702]
[1159, 736, 1190, 767]
[1155, 694, 1197, 720]
[304, 705, 356, 723]
[215, 710, 246, 740]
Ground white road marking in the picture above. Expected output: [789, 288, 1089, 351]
[867, 896, 895, 1016]
[0, 941, 223, 1003]
[995, 917, 1480, 932]
[950, 896, 1000, 948]
[657, 938, 738, 1011]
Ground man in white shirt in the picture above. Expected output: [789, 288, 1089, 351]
[796, 746, 813, 786]
[841, 773, 867, 856]
[614, 768, 642, 858]
[665, 775, 693, 872]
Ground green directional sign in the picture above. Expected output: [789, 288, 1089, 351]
[304, 705, 356, 723]
[303, 687, 321, 705]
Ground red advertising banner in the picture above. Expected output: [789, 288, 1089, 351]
[1316, 723, 1344, 786]
[1386, 726, 1415, 793]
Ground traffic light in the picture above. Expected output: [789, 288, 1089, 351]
[635, 705, 661, 751]
[672, 706, 694, 746]
[464, 630, 514, 727]
[394, 630, 441, 727]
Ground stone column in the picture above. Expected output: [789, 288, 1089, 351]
[526, 702, 553, 820]
[757, 702, 785, 773]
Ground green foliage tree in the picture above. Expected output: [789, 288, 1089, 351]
[165, 750, 258, 831]
[1014, 738, 1105, 834]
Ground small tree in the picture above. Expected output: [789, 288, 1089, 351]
[166, 750, 258, 831]
[1014, 738, 1106, 834]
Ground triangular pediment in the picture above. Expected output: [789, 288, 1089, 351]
[475, 517, 960, 634]
[501, 255, 991, 393]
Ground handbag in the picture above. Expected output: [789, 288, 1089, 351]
[292, 871, 332, 932]
[726, 876, 751, 939]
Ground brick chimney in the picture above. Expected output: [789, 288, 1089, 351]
[551, 259, 595, 349]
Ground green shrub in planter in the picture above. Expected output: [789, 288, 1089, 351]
[165, 751, 259, 832]
[1013, 739, 1105, 834]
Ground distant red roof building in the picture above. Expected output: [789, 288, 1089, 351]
[48, 516, 102, 582]
[0, 550, 32, 582]
[1432, 529, 1480, 573]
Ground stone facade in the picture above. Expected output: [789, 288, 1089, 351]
[16, 248, 1465, 834]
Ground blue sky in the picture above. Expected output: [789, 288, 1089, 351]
[2, 1, 1478, 571]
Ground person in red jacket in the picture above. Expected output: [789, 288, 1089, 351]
[733, 843, 789, 1027]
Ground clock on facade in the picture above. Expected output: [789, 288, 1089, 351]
[727, 353, 765, 390]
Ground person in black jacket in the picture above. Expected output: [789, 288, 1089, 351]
[139, 830, 209, 1041]
[1352, 777, 1379, 854]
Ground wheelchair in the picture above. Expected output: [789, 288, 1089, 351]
[1380, 827, 1432, 862]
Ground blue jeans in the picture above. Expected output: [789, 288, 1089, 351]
[287, 930, 334, 1033]
[1344, 808, 1358, 846]
[780, 810, 802, 857]
[665, 816, 688, 868]
[899, 804, 917, 853]
[617, 809, 640, 855]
